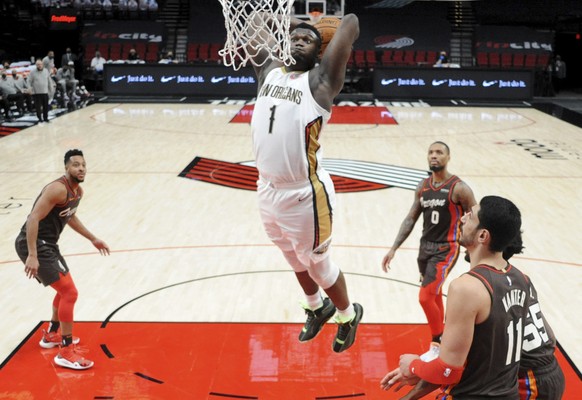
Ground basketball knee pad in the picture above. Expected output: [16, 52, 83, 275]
[309, 257, 340, 289]
[282, 250, 308, 272]
[51, 274, 78, 323]
[52, 293, 61, 309]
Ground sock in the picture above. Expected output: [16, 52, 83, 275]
[336, 304, 355, 323]
[306, 292, 324, 310]
[61, 334, 73, 347]
[432, 334, 442, 344]
[48, 321, 60, 333]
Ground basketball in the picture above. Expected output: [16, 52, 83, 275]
[313, 17, 341, 56]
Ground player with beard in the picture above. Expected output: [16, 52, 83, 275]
[15, 149, 109, 370]
[248, 14, 364, 352]
[381, 196, 532, 399]
[382, 141, 476, 360]
[386, 232, 566, 399]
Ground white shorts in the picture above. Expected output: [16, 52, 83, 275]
[257, 170, 336, 268]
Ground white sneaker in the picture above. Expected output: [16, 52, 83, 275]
[420, 342, 440, 362]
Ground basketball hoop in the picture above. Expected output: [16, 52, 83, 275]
[219, 0, 296, 71]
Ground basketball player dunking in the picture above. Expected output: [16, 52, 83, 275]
[248, 13, 363, 352]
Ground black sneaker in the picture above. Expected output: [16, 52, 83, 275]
[332, 303, 363, 353]
[298, 298, 336, 342]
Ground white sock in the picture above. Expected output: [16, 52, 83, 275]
[306, 292, 323, 310]
[336, 303, 355, 323]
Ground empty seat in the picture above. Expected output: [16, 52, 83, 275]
[135, 42, 147, 55]
[208, 43, 222, 63]
[145, 51, 158, 62]
[524, 53, 536, 68]
[512, 53, 525, 68]
[353, 50, 366, 69]
[488, 52, 500, 67]
[197, 43, 210, 62]
[346, 50, 355, 69]
[537, 54, 550, 67]
[426, 51, 437, 64]
[476, 52, 488, 67]
[415, 50, 427, 64]
[380, 50, 393, 66]
[85, 43, 97, 56]
[146, 43, 160, 55]
[187, 43, 199, 62]
[108, 47, 122, 60]
[403, 50, 415, 65]
[97, 44, 110, 60]
[391, 50, 404, 64]
[501, 53, 513, 68]
[365, 50, 377, 69]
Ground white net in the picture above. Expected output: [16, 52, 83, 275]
[219, 0, 296, 70]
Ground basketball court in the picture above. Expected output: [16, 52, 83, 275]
[0, 99, 580, 398]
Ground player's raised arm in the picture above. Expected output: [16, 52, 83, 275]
[313, 14, 359, 106]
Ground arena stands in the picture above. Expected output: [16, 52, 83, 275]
[1, 0, 581, 100]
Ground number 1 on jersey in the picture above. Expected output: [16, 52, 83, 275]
[268, 105, 276, 134]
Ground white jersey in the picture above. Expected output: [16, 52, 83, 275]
[251, 68, 331, 185]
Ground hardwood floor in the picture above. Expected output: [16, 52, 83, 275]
[0, 102, 580, 397]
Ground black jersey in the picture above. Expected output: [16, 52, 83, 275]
[439, 264, 531, 399]
[419, 175, 463, 243]
[20, 176, 83, 244]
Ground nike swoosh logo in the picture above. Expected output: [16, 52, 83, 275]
[211, 76, 227, 83]
[381, 78, 396, 86]
[298, 196, 309, 202]
[161, 76, 176, 83]
[111, 76, 125, 83]
[483, 80, 497, 87]
[432, 79, 447, 86]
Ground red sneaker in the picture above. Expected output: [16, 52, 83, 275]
[39, 330, 80, 349]
[54, 346, 94, 370]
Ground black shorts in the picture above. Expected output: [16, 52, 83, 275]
[417, 239, 459, 289]
[15, 232, 69, 287]
[519, 357, 565, 400]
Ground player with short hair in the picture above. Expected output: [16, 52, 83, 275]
[382, 141, 476, 360]
[388, 232, 566, 400]
[381, 196, 532, 399]
[248, 13, 363, 352]
[15, 149, 110, 370]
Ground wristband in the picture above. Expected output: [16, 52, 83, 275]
[409, 357, 464, 385]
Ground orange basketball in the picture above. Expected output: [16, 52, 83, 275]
[313, 17, 341, 56]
